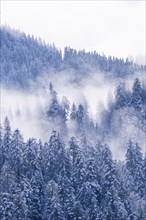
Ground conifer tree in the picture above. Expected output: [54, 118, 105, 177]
[131, 78, 143, 111]
[3, 117, 12, 161]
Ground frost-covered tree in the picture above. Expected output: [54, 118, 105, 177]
[115, 84, 130, 109]
[47, 84, 67, 128]
[70, 103, 77, 120]
[76, 104, 84, 126]
[3, 117, 12, 160]
[131, 78, 143, 111]
[9, 129, 24, 179]
[69, 137, 86, 195]
[0, 116, 145, 219]
[57, 160, 74, 219]
[0, 126, 5, 172]
[21, 138, 39, 179]
[29, 174, 44, 220]
[79, 132, 95, 160]
[44, 131, 68, 182]
[126, 141, 145, 196]
[43, 180, 65, 220]
[19, 177, 33, 220]
[1, 27, 62, 88]
[100, 145, 129, 219]
[0, 193, 17, 220]
[0, 161, 17, 194]
[78, 157, 102, 219]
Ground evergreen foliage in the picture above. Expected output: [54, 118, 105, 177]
[0, 27, 145, 88]
[0, 118, 145, 219]
[0, 26, 146, 220]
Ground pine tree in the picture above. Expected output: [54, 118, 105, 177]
[78, 157, 102, 219]
[69, 137, 86, 195]
[47, 84, 67, 127]
[3, 117, 12, 161]
[115, 84, 130, 109]
[76, 104, 84, 127]
[29, 173, 44, 220]
[44, 180, 65, 220]
[0, 115, 145, 219]
[21, 138, 39, 179]
[70, 103, 77, 120]
[45, 131, 68, 182]
[72, 201, 84, 220]
[143, 153, 146, 195]
[79, 132, 95, 160]
[9, 129, 24, 180]
[0, 161, 17, 194]
[57, 160, 74, 220]
[126, 141, 145, 196]
[19, 177, 33, 220]
[100, 145, 128, 219]
[0, 126, 5, 172]
[0, 192, 17, 220]
[131, 78, 143, 111]
[125, 140, 135, 177]
[0, 125, 3, 147]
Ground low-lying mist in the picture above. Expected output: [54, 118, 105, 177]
[1, 70, 145, 159]
[1, 71, 113, 137]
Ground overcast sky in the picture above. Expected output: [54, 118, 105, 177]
[1, 0, 145, 64]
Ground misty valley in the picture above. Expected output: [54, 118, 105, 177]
[0, 27, 146, 219]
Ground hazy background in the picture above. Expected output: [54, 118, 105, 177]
[1, 0, 145, 64]
[1, 70, 115, 140]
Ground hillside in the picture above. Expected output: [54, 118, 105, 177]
[0, 27, 145, 88]
[0, 26, 146, 220]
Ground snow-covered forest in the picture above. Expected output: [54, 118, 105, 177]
[0, 27, 146, 219]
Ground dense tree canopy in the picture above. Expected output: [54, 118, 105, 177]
[0, 27, 145, 88]
[0, 118, 145, 219]
[0, 26, 145, 220]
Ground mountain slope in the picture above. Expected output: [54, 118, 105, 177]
[0, 26, 145, 88]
